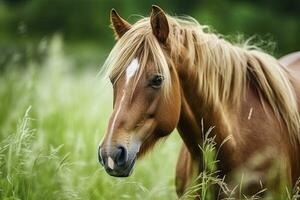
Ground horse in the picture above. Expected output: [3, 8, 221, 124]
[98, 5, 300, 198]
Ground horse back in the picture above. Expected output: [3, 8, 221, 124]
[279, 52, 300, 111]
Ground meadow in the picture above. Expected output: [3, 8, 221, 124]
[0, 36, 182, 200]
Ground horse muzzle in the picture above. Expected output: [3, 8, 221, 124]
[98, 144, 138, 177]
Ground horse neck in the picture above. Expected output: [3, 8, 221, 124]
[176, 59, 238, 161]
[175, 31, 247, 157]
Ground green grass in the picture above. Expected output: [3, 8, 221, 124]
[0, 36, 181, 200]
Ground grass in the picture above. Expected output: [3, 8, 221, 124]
[0, 35, 299, 200]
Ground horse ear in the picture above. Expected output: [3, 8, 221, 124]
[110, 9, 131, 39]
[150, 5, 169, 43]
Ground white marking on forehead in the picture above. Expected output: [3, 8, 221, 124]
[126, 58, 139, 84]
[100, 59, 139, 153]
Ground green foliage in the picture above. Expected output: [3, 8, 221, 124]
[0, 0, 299, 55]
[23, 0, 103, 38]
[192, 1, 300, 56]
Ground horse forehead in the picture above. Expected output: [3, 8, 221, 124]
[126, 58, 139, 83]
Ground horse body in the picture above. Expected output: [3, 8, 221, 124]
[279, 51, 300, 69]
[98, 6, 300, 198]
[176, 53, 300, 196]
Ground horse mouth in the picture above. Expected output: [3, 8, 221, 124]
[105, 157, 136, 177]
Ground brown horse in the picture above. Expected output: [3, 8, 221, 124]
[98, 5, 300, 198]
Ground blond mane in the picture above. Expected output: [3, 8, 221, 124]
[103, 15, 300, 147]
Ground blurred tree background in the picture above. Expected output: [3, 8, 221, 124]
[0, 0, 299, 69]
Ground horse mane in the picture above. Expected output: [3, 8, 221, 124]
[103, 14, 300, 148]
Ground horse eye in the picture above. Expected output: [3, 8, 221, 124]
[149, 75, 164, 89]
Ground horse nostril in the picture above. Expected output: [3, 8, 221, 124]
[115, 145, 128, 167]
